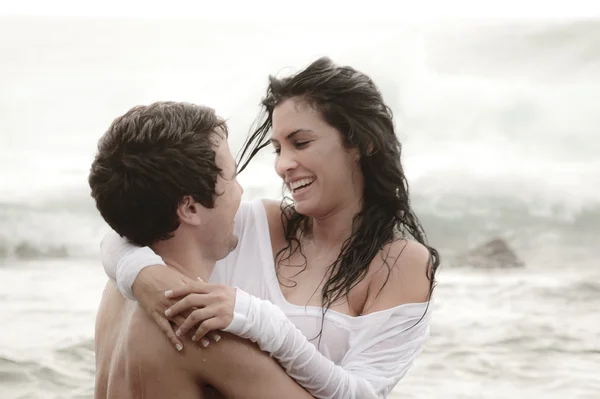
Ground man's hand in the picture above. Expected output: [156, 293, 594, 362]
[131, 265, 193, 351]
[165, 279, 236, 344]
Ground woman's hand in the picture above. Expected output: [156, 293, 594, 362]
[165, 279, 236, 344]
[131, 265, 193, 351]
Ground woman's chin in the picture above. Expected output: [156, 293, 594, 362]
[293, 200, 313, 216]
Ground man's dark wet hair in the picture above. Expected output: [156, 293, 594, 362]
[89, 101, 228, 247]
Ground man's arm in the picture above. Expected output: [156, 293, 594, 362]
[184, 332, 314, 399]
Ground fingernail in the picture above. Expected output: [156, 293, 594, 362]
[192, 335, 197, 341]
[164, 308, 172, 316]
[213, 333, 221, 342]
[176, 329, 181, 337]
[201, 338, 210, 347]
[197, 277, 203, 282]
[176, 344, 183, 351]
[165, 290, 173, 298]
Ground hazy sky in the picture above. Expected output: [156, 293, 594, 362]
[0, 8, 598, 210]
[1, 0, 599, 19]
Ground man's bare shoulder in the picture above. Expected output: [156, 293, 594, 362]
[96, 283, 206, 399]
[126, 310, 263, 380]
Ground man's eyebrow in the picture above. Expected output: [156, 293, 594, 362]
[270, 129, 313, 144]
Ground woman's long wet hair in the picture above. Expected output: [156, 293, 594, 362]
[238, 57, 440, 328]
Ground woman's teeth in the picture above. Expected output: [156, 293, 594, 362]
[290, 178, 315, 192]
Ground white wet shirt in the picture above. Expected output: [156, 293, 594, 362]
[101, 200, 433, 399]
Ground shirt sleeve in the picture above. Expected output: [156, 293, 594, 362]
[223, 288, 432, 399]
[100, 230, 165, 300]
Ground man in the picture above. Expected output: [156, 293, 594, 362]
[88, 102, 312, 399]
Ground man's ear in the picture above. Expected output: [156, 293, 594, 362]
[177, 196, 202, 226]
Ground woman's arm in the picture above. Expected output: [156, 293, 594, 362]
[100, 229, 167, 299]
[239, 291, 430, 399]
[167, 283, 431, 399]
[167, 239, 434, 398]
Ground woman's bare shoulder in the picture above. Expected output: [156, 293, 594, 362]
[362, 239, 434, 314]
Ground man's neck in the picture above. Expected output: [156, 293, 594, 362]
[151, 235, 215, 282]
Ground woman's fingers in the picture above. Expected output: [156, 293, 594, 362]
[161, 278, 230, 349]
[165, 279, 210, 299]
[170, 315, 187, 327]
[210, 332, 222, 343]
[165, 293, 212, 318]
[176, 306, 219, 337]
[152, 311, 183, 352]
[192, 318, 224, 343]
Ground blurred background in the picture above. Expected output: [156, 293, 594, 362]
[0, 1, 598, 398]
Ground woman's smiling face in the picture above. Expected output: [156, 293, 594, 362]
[270, 97, 362, 217]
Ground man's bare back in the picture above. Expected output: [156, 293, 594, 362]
[95, 281, 313, 399]
[95, 281, 208, 398]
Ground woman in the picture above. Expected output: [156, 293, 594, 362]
[101, 57, 440, 398]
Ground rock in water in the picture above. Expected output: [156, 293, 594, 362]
[454, 238, 525, 269]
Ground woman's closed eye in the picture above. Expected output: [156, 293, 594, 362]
[273, 141, 311, 155]
[293, 141, 311, 149]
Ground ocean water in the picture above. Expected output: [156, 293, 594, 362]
[1, 17, 599, 398]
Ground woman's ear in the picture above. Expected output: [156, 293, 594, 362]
[367, 141, 375, 155]
[347, 146, 361, 163]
